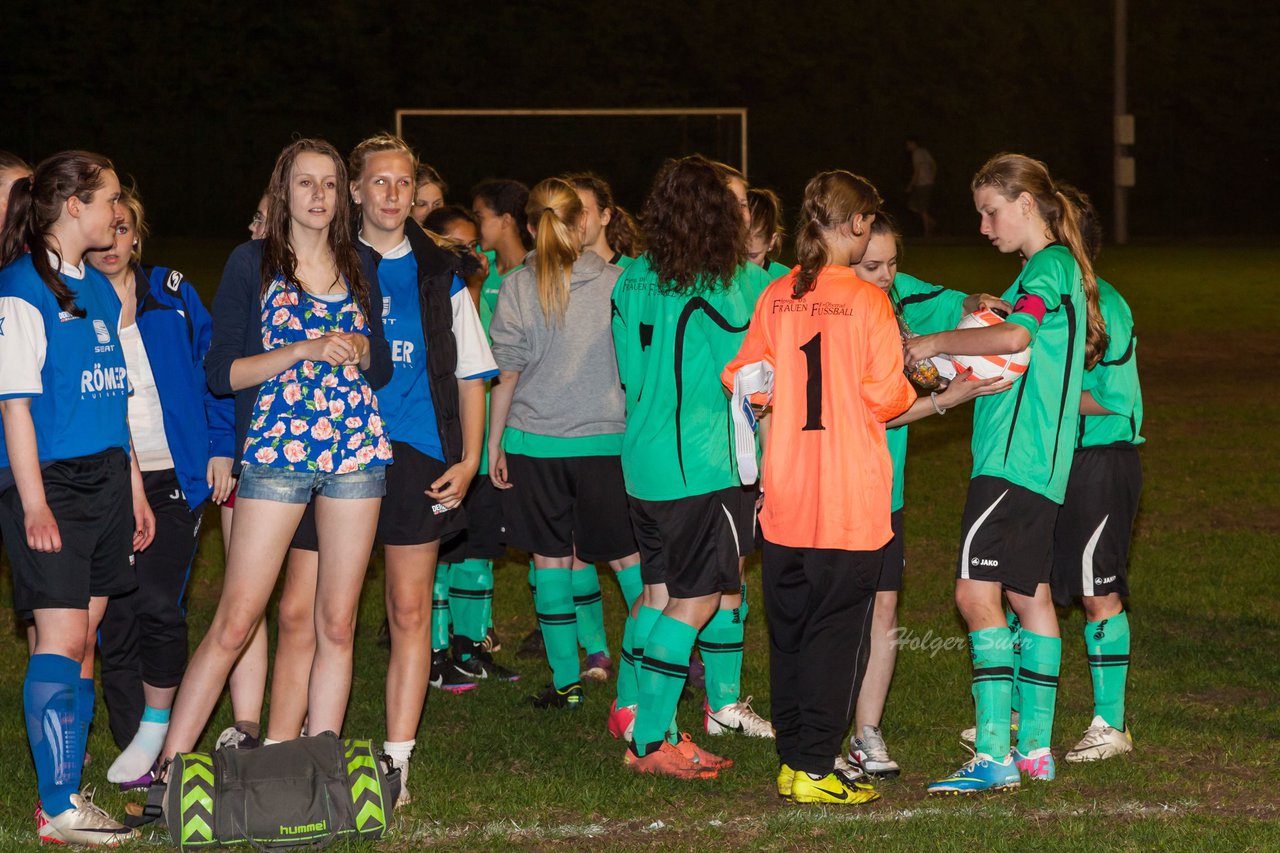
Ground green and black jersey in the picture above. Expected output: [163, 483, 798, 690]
[886, 272, 969, 511]
[971, 244, 1087, 504]
[1079, 277, 1143, 448]
[479, 250, 524, 337]
[609, 251, 636, 270]
[611, 255, 770, 501]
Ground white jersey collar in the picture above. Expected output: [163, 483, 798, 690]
[359, 233, 411, 261]
[46, 249, 86, 280]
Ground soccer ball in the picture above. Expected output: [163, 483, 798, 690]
[947, 309, 1031, 381]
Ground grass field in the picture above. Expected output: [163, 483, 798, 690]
[2, 240, 1278, 850]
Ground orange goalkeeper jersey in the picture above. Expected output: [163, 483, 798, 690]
[723, 266, 916, 551]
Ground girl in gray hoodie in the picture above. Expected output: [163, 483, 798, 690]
[487, 177, 642, 713]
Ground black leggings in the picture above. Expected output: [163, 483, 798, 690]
[98, 469, 202, 748]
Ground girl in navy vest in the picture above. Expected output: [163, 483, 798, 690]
[159, 139, 393, 763]
[85, 188, 235, 788]
[352, 133, 495, 803]
[0, 150, 154, 846]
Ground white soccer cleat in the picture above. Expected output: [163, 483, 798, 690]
[848, 725, 901, 778]
[37, 792, 138, 847]
[1065, 715, 1134, 763]
[960, 709, 1020, 744]
[832, 753, 868, 782]
[704, 696, 774, 738]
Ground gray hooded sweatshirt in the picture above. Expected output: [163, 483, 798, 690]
[489, 251, 625, 439]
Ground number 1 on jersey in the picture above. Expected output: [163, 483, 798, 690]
[800, 332, 824, 431]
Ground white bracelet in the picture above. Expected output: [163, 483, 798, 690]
[930, 392, 946, 416]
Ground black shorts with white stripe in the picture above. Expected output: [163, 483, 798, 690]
[1050, 444, 1142, 606]
[955, 476, 1058, 597]
[628, 487, 742, 599]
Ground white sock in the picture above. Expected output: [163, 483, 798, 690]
[384, 739, 414, 802]
[262, 737, 282, 746]
[107, 709, 169, 783]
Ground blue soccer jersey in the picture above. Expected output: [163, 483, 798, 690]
[375, 239, 497, 461]
[0, 253, 130, 471]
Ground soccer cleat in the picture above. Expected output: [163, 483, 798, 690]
[452, 644, 521, 682]
[528, 682, 584, 709]
[704, 697, 774, 738]
[849, 725, 900, 778]
[581, 652, 614, 682]
[927, 750, 1021, 795]
[960, 709, 1020, 744]
[672, 732, 733, 770]
[516, 628, 545, 659]
[832, 753, 864, 781]
[482, 629, 502, 654]
[215, 724, 261, 751]
[790, 770, 881, 805]
[453, 640, 522, 681]
[1014, 747, 1056, 781]
[1065, 715, 1134, 763]
[607, 700, 636, 741]
[37, 792, 138, 847]
[625, 741, 718, 780]
[429, 650, 478, 693]
[776, 763, 795, 798]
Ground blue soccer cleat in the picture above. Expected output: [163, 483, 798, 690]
[927, 750, 1020, 795]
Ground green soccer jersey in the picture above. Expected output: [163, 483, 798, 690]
[970, 244, 1086, 504]
[479, 251, 523, 473]
[609, 251, 636, 270]
[884, 273, 968, 511]
[764, 260, 791, 281]
[892, 272, 968, 337]
[1079, 277, 1144, 448]
[611, 255, 770, 501]
[479, 251, 525, 337]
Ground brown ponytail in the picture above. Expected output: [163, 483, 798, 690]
[793, 170, 882, 299]
[0, 150, 115, 318]
[525, 177, 583, 326]
[565, 172, 643, 258]
[972, 154, 1107, 368]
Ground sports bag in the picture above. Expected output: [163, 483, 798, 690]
[134, 732, 398, 850]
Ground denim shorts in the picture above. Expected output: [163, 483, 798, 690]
[236, 464, 387, 503]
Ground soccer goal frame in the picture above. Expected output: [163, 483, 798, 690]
[393, 108, 750, 177]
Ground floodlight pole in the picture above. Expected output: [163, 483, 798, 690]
[1114, 0, 1131, 244]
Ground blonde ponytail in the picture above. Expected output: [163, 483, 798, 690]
[1054, 191, 1108, 369]
[526, 177, 583, 326]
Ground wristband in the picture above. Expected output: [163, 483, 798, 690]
[930, 392, 947, 416]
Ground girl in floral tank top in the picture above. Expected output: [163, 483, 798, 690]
[160, 139, 394, 768]
[242, 277, 391, 473]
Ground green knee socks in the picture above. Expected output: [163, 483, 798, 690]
[572, 565, 607, 656]
[699, 602, 744, 712]
[971, 626, 1016, 759]
[534, 568, 579, 689]
[1016, 629, 1062, 754]
[431, 563, 452, 652]
[633, 615, 698, 756]
[1085, 611, 1129, 730]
